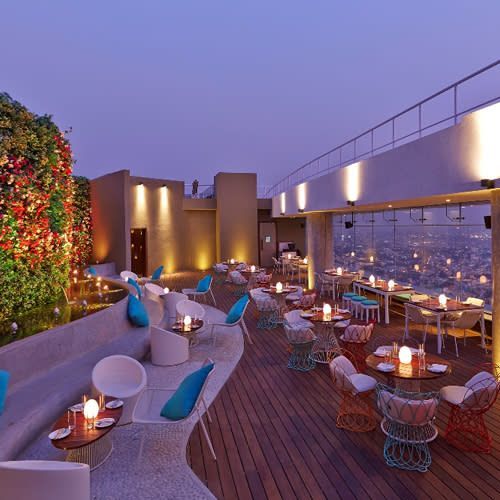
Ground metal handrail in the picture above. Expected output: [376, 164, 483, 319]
[265, 59, 500, 197]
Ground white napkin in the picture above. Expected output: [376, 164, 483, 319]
[428, 363, 447, 373]
[377, 362, 395, 371]
[333, 315, 343, 320]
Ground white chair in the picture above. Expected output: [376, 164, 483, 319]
[120, 270, 138, 282]
[0, 461, 90, 500]
[182, 276, 216, 305]
[209, 296, 252, 346]
[286, 286, 303, 302]
[133, 359, 217, 460]
[176, 299, 206, 322]
[441, 309, 485, 356]
[163, 291, 188, 325]
[92, 355, 147, 425]
[150, 326, 189, 366]
[144, 283, 166, 304]
[284, 309, 314, 329]
[403, 303, 437, 346]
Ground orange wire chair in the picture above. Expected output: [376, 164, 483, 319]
[440, 364, 500, 453]
[339, 323, 374, 372]
[329, 349, 377, 432]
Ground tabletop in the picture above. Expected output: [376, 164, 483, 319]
[300, 310, 352, 324]
[365, 352, 451, 380]
[51, 397, 123, 450]
[171, 319, 204, 333]
[411, 298, 483, 313]
[355, 279, 413, 293]
[262, 286, 298, 295]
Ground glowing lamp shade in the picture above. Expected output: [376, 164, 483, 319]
[350, 251, 355, 257]
[336, 267, 343, 275]
[323, 303, 332, 320]
[303, 257, 308, 264]
[163, 287, 170, 294]
[479, 275, 488, 284]
[250, 265, 256, 273]
[369, 255, 374, 263]
[438, 294, 447, 307]
[414, 264, 420, 272]
[399, 346, 412, 365]
[287, 253, 292, 260]
[388, 279, 395, 290]
[446, 258, 452, 266]
[183, 315, 192, 328]
[276, 282, 283, 293]
[230, 258, 235, 265]
[84, 398, 99, 428]
[369, 275, 375, 285]
[456, 271, 462, 280]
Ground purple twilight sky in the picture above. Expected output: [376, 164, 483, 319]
[3, 1, 500, 189]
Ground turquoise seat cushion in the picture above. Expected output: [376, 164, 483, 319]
[343, 292, 356, 298]
[152, 265, 164, 280]
[88, 267, 97, 276]
[161, 363, 215, 420]
[196, 275, 212, 292]
[0, 370, 10, 415]
[128, 278, 142, 298]
[351, 295, 367, 302]
[127, 294, 150, 327]
[226, 294, 249, 324]
[361, 299, 378, 306]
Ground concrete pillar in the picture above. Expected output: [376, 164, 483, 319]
[491, 189, 500, 368]
[306, 213, 334, 289]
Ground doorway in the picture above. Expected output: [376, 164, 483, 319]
[131, 228, 147, 276]
[259, 222, 277, 267]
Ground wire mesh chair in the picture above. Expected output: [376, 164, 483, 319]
[213, 263, 228, 285]
[440, 366, 500, 453]
[284, 325, 316, 372]
[289, 292, 317, 310]
[339, 323, 374, 372]
[329, 351, 377, 432]
[376, 384, 440, 472]
[254, 294, 279, 329]
[228, 270, 248, 297]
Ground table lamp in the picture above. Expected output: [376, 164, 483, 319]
[369, 275, 375, 286]
[323, 303, 332, 321]
[276, 282, 283, 293]
[399, 346, 412, 365]
[438, 294, 447, 308]
[84, 399, 99, 429]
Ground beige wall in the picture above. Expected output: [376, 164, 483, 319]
[215, 173, 258, 263]
[184, 210, 217, 270]
[90, 170, 130, 271]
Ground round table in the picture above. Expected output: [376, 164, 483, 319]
[365, 352, 451, 391]
[51, 397, 123, 471]
[300, 310, 352, 364]
[171, 319, 204, 346]
[262, 286, 298, 324]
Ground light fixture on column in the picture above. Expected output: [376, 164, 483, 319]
[347, 200, 355, 206]
[298, 208, 305, 213]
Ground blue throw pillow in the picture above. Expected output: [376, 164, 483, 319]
[161, 363, 215, 421]
[196, 275, 211, 292]
[128, 278, 142, 298]
[127, 294, 150, 327]
[88, 267, 97, 276]
[226, 294, 249, 324]
[0, 370, 10, 415]
[152, 265, 164, 280]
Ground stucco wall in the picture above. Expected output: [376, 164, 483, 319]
[215, 172, 258, 263]
[91, 170, 131, 271]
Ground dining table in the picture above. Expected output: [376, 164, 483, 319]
[262, 285, 298, 324]
[353, 278, 414, 324]
[408, 297, 485, 354]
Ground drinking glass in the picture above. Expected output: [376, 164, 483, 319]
[98, 393, 105, 412]
[392, 341, 398, 359]
[384, 351, 391, 365]
[418, 352, 426, 371]
[67, 409, 76, 430]
[82, 394, 88, 406]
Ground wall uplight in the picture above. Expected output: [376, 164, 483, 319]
[280, 192, 286, 216]
[297, 183, 307, 212]
[345, 162, 360, 203]
[473, 102, 500, 181]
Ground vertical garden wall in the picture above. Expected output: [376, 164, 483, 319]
[0, 93, 92, 321]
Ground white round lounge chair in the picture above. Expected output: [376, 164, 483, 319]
[163, 292, 188, 325]
[150, 326, 189, 366]
[0, 461, 90, 500]
[176, 299, 206, 321]
[92, 355, 147, 425]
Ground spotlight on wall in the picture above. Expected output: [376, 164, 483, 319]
[347, 200, 355, 206]
[481, 178, 495, 189]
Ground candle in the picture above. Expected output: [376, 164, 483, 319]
[369, 275, 375, 286]
[336, 267, 342, 275]
[323, 302, 332, 321]
[287, 253, 292, 260]
[438, 294, 447, 308]
[388, 279, 395, 290]
[183, 315, 192, 329]
[276, 282, 283, 293]
[303, 257, 308, 264]
[369, 255, 374, 263]
[83, 399, 99, 429]
[230, 258, 235, 265]
[163, 287, 170, 294]
[250, 265, 256, 273]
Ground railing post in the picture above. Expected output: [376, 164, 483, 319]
[371, 129, 374, 154]
[392, 119, 395, 147]
[418, 104, 422, 138]
[454, 85, 458, 124]
[353, 138, 356, 161]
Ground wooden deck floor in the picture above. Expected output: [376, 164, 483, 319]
[169, 272, 500, 500]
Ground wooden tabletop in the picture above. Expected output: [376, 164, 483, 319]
[412, 298, 483, 313]
[262, 287, 298, 295]
[300, 310, 351, 324]
[365, 352, 451, 380]
[171, 319, 204, 333]
[51, 397, 123, 450]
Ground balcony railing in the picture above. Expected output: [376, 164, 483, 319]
[184, 184, 215, 199]
[266, 59, 500, 198]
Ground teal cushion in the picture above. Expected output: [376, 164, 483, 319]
[161, 363, 215, 420]
[128, 278, 142, 298]
[226, 294, 249, 324]
[361, 299, 378, 305]
[88, 267, 97, 276]
[0, 370, 10, 415]
[127, 294, 149, 327]
[343, 292, 356, 298]
[196, 275, 212, 292]
[351, 295, 367, 302]
[152, 265, 163, 280]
